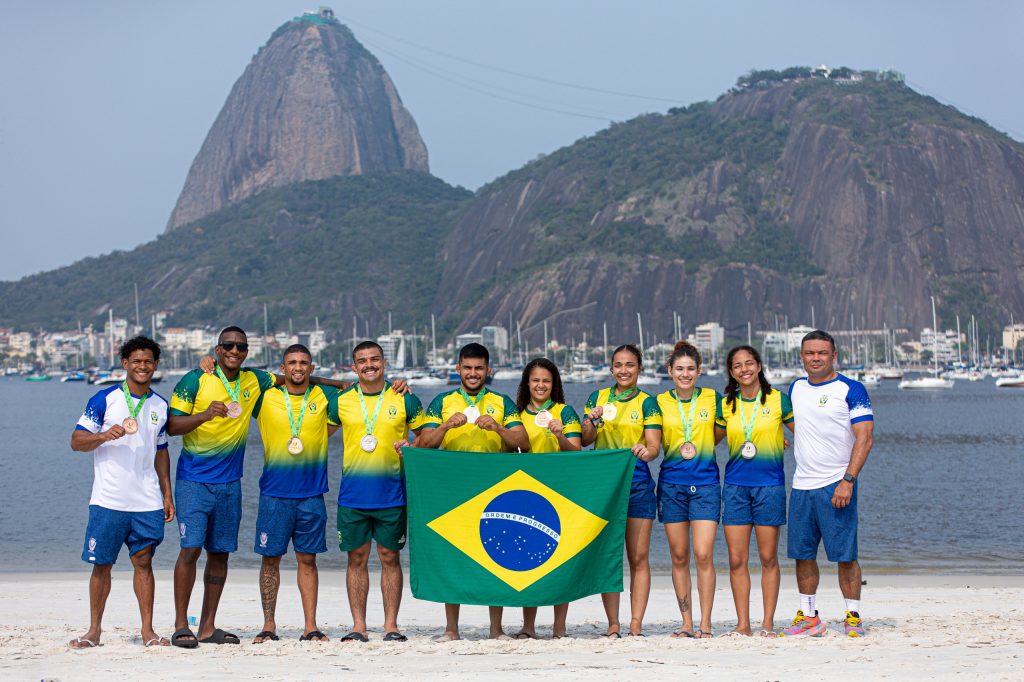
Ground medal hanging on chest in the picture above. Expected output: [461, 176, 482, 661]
[533, 399, 554, 429]
[281, 385, 311, 456]
[675, 388, 700, 461]
[216, 366, 243, 418]
[460, 387, 486, 425]
[120, 381, 148, 434]
[737, 390, 762, 460]
[357, 384, 388, 453]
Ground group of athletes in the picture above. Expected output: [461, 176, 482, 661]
[68, 325, 873, 648]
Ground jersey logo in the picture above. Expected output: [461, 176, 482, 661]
[309, 402, 318, 412]
[88, 537, 97, 552]
[427, 470, 607, 591]
[388, 405, 398, 417]
[179, 522, 187, 538]
[762, 406, 771, 416]
[243, 389, 251, 399]
[486, 405, 496, 415]
[819, 396, 829, 406]
[630, 410, 640, 423]
[699, 409, 709, 421]
[259, 532, 268, 548]
[150, 411, 159, 424]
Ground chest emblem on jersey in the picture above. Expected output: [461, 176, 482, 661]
[486, 406, 496, 416]
[630, 410, 640, 423]
[699, 409, 709, 421]
[150, 411, 159, 424]
[762, 406, 771, 416]
[819, 396, 829, 407]
[388, 405, 398, 417]
[243, 389, 251, 400]
[309, 402, 318, 412]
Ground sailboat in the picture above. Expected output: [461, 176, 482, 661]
[899, 296, 954, 390]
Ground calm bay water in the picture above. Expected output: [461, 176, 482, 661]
[1, 375, 1021, 574]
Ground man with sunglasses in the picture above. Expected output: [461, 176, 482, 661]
[166, 326, 273, 647]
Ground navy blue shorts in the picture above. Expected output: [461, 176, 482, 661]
[82, 505, 164, 566]
[657, 481, 721, 524]
[722, 484, 786, 527]
[175, 479, 242, 553]
[787, 481, 858, 562]
[628, 477, 656, 520]
[255, 494, 328, 556]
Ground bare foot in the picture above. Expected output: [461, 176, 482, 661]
[432, 630, 460, 642]
[514, 629, 538, 640]
[490, 631, 512, 640]
[553, 627, 567, 639]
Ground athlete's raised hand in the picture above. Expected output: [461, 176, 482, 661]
[390, 379, 411, 395]
[103, 424, 127, 441]
[588, 405, 604, 420]
[548, 419, 564, 437]
[474, 415, 500, 432]
[445, 412, 468, 429]
[199, 355, 216, 374]
[204, 401, 229, 420]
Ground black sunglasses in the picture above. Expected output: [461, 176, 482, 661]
[219, 342, 249, 352]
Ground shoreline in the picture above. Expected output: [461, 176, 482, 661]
[3, 569, 1021, 680]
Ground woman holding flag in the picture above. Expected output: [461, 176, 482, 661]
[717, 345, 794, 637]
[655, 341, 725, 638]
[581, 344, 662, 638]
[513, 358, 581, 639]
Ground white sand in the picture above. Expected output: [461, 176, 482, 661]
[1, 568, 1020, 681]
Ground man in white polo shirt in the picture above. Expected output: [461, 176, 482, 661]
[782, 330, 874, 638]
[68, 336, 174, 649]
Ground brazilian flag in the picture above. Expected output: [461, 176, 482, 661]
[403, 448, 633, 606]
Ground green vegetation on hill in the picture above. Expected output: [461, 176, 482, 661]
[0, 171, 471, 331]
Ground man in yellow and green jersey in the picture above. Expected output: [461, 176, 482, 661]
[250, 343, 340, 644]
[334, 341, 428, 643]
[416, 342, 530, 641]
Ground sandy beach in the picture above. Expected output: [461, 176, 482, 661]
[2, 568, 1020, 681]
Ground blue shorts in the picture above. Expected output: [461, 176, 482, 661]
[255, 494, 328, 557]
[787, 481, 858, 562]
[82, 505, 164, 565]
[722, 484, 786, 527]
[657, 481, 721, 524]
[628, 477, 656, 520]
[175, 479, 242, 553]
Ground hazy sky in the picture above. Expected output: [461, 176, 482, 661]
[1, 1, 1022, 281]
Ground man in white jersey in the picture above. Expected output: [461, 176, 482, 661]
[782, 330, 873, 638]
[68, 336, 174, 648]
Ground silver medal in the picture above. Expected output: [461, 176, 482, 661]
[360, 434, 378, 452]
[741, 440, 757, 459]
[287, 437, 304, 455]
[464, 405, 481, 424]
[602, 403, 618, 421]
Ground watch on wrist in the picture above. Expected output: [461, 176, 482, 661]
[842, 473, 856, 483]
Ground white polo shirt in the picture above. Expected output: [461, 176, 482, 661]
[76, 384, 169, 512]
[789, 373, 873, 490]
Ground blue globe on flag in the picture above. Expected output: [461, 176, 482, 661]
[480, 490, 561, 571]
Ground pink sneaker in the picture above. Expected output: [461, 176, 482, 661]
[780, 610, 826, 637]
[843, 611, 866, 637]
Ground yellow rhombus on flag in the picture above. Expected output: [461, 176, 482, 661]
[427, 470, 608, 591]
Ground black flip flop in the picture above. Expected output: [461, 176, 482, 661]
[671, 630, 696, 639]
[383, 631, 408, 642]
[199, 628, 240, 645]
[171, 627, 199, 649]
[600, 631, 621, 639]
[341, 631, 369, 642]
[254, 630, 279, 643]
[300, 630, 328, 642]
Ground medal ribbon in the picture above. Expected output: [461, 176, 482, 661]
[459, 387, 486, 408]
[608, 385, 638, 403]
[674, 387, 700, 444]
[280, 385, 311, 439]
[215, 365, 241, 403]
[737, 389, 762, 443]
[357, 383, 389, 436]
[533, 398, 554, 413]
[121, 381, 148, 420]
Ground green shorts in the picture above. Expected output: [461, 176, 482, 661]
[337, 505, 407, 552]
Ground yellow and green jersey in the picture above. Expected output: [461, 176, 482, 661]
[424, 388, 523, 452]
[170, 367, 276, 484]
[718, 388, 793, 486]
[521, 402, 582, 453]
[585, 387, 661, 483]
[252, 385, 340, 498]
[336, 383, 427, 509]
[656, 388, 723, 486]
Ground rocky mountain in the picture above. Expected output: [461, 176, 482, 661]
[433, 72, 1024, 341]
[0, 172, 469, 331]
[165, 10, 429, 231]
